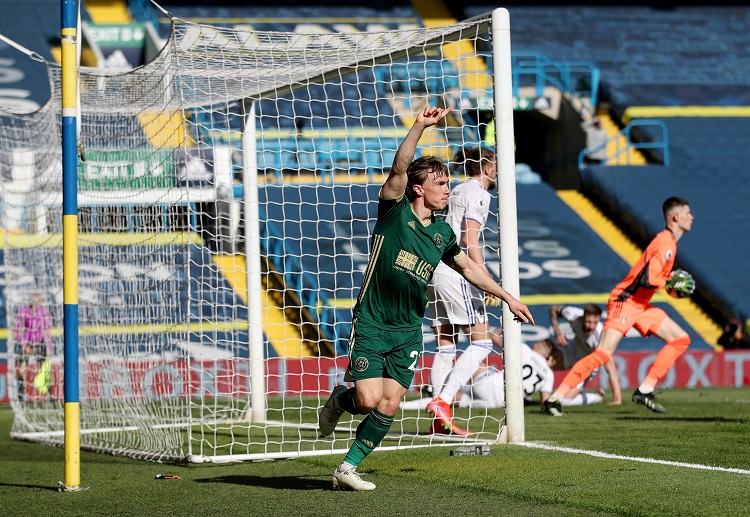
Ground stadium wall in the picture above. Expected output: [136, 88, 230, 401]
[6, 349, 750, 404]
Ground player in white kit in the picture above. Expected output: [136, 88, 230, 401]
[425, 146, 501, 434]
[400, 341, 561, 410]
[460, 342, 558, 408]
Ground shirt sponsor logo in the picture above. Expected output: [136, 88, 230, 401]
[353, 357, 369, 372]
[394, 249, 434, 282]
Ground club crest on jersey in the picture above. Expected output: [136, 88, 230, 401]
[353, 357, 369, 372]
[433, 233, 444, 248]
[408, 221, 416, 230]
[665, 249, 673, 260]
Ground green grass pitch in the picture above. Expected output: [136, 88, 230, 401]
[2, 388, 748, 516]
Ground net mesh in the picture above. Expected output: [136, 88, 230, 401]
[3, 14, 510, 462]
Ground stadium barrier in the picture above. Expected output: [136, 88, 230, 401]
[7, 349, 749, 405]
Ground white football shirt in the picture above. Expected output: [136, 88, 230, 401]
[434, 178, 491, 277]
[520, 343, 554, 398]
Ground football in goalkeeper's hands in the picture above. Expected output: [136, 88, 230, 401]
[665, 269, 695, 298]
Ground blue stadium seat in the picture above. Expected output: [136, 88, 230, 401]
[261, 182, 711, 353]
[462, 5, 750, 106]
[582, 117, 750, 325]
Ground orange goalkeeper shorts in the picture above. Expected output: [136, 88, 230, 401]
[604, 299, 667, 337]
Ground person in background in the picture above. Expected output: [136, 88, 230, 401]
[14, 292, 52, 401]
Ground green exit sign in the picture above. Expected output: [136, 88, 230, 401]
[87, 24, 145, 48]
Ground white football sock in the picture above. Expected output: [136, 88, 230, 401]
[430, 345, 456, 395]
[399, 397, 431, 410]
[637, 383, 655, 394]
[561, 392, 604, 406]
[439, 340, 493, 403]
[457, 399, 493, 409]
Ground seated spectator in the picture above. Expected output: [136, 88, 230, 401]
[546, 304, 622, 405]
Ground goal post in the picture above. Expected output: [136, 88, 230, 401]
[491, 8, 525, 443]
[3, 9, 524, 463]
[241, 100, 266, 424]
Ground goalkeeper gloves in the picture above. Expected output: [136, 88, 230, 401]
[665, 269, 695, 298]
[33, 358, 52, 395]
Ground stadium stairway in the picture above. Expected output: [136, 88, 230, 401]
[410, 0, 494, 155]
[212, 255, 319, 358]
[450, 3, 745, 336]
[596, 110, 646, 166]
[85, 0, 132, 23]
[260, 181, 715, 355]
[557, 190, 721, 346]
[412, 0, 492, 93]
[460, 4, 750, 107]
[581, 116, 750, 335]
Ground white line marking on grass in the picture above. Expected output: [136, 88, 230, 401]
[518, 442, 750, 476]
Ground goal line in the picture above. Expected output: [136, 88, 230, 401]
[518, 442, 750, 476]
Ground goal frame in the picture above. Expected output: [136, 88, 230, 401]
[6, 7, 525, 464]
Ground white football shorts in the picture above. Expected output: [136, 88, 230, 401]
[428, 269, 488, 327]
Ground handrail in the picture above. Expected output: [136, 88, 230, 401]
[578, 118, 670, 170]
[510, 51, 600, 107]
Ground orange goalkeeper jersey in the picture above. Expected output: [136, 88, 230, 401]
[610, 229, 677, 306]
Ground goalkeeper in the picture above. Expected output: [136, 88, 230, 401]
[544, 197, 695, 416]
[318, 106, 534, 491]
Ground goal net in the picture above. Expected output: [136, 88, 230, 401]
[3, 10, 521, 462]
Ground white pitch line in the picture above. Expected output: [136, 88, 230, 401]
[517, 442, 750, 476]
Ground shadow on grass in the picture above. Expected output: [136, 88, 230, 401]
[0, 482, 60, 491]
[194, 474, 330, 490]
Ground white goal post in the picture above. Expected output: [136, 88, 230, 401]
[2, 8, 523, 462]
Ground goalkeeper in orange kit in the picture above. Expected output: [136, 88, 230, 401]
[544, 197, 696, 415]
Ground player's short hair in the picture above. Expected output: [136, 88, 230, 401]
[662, 196, 689, 220]
[405, 156, 449, 200]
[582, 304, 602, 318]
[548, 345, 564, 369]
[452, 146, 496, 177]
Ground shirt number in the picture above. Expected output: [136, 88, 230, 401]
[522, 364, 544, 396]
[408, 350, 419, 371]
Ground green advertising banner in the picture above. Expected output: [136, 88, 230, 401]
[78, 149, 175, 190]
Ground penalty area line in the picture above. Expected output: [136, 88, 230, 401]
[517, 442, 750, 476]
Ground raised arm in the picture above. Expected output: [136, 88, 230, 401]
[548, 305, 568, 346]
[380, 106, 451, 200]
[449, 253, 535, 325]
